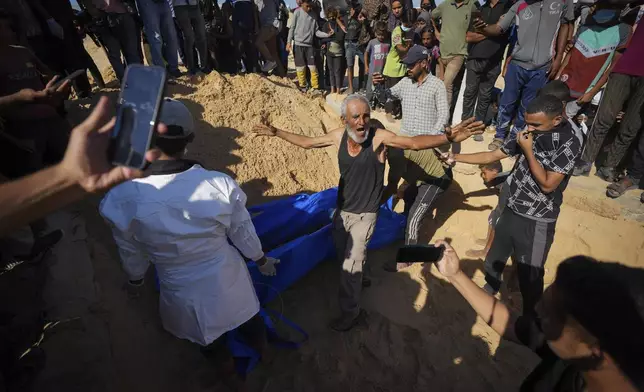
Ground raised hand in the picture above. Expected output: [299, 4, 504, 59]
[445, 117, 485, 143]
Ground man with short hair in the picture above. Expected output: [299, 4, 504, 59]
[373, 45, 449, 137]
[444, 94, 582, 317]
[475, 0, 575, 150]
[433, 242, 644, 391]
[431, 0, 477, 109]
[253, 93, 484, 331]
[100, 98, 278, 390]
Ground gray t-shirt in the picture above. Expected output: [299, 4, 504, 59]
[498, 0, 575, 70]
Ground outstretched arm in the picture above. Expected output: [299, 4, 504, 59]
[452, 149, 508, 165]
[433, 240, 520, 343]
[375, 118, 485, 150]
[253, 123, 342, 149]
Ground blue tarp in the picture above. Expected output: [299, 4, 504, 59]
[247, 189, 406, 304]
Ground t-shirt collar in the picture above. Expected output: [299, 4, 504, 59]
[145, 159, 203, 175]
[451, 0, 470, 7]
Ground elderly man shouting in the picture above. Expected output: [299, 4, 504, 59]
[253, 94, 484, 331]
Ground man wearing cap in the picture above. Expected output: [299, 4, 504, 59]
[373, 45, 449, 137]
[99, 98, 279, 389]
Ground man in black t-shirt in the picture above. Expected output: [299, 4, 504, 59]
[430, 241, 644, 392]
[444, 95, 582, 317]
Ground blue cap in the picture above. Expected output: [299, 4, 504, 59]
[401, 45, 430, 66]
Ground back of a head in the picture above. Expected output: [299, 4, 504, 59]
[525, 94, 564, 118]
[537, 81, 572, 103]
[154, 98, 195, 157]
[555, 256, 644, 388]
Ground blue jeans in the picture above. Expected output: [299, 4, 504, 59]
[136, 0, 179, 71]
[494, 62, 548, 140]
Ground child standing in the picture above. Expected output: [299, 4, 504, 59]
[286, 0, 332, 92]
[364, 21, 390, 108]
[420, 27, 440, 75]
[324, 7, 347, 94]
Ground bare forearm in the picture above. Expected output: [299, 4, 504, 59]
[482, 24, 503, 37]
[555, 24, 570, 60]
[0, 164, 85, 235]
[450, 271, 516, 341]
[275, 129, 315, 148]
[454, 151, 504, 165]
[466, 32, 486, 43]
[0, 92, 27, 114]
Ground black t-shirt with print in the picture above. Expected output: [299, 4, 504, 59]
[515, 316, 586, 392]
[501, 122, 582, 222]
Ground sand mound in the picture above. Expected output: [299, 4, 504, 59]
[167, 73, 342, 204]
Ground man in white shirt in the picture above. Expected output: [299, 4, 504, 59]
[100, 98, 279, 389]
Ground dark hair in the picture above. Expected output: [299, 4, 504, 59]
[479, 161, 502, 173]
[400, 8, 417, 25]
[555, 256, 644, 388]
[537, 81, 571, 103]
[153, 132, 194, 157]
[301, 0, 313, 5]
[525, 94, 564, 118]
[374, 21, 388, 36]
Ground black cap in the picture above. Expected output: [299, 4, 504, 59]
[401, 45, 430, 66]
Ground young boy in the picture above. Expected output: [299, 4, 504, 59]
[286, 0, 332, 92]
[466, 161, 507, 259]
[364, 21, 390, 108]
[444, 94, 582, 317]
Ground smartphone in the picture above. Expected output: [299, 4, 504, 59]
[397, 244, 445, 264]
[52, 69, 86, 89]
[108, 65, 167, 169]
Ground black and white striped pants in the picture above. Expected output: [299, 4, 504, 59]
[402, 176, 452, 245]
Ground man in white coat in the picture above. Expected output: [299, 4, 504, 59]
[100, 98, 279, 390]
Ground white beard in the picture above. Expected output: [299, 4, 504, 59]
[347, 127, 368, 144]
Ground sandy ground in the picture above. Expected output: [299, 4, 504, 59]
[30, 41, 644, 392]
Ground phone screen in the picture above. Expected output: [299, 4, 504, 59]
[109, 65, 167, 169]
[396, 245, 445, 264]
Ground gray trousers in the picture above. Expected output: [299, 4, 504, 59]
[332, 210, 377, 318]
[582, 73, 644, 168]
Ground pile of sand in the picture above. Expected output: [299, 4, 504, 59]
[168, 73, 342, 204]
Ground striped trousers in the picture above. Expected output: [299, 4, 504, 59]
[403, 176, 452, 245]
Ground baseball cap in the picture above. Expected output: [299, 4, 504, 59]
[401, 45, 430, 66]
[157, 98, 194, 139]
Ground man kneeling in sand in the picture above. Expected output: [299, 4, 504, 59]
[253, 94, 484, 331]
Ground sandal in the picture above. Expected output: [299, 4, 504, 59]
[488, 138, 503, 151]
[606, 177, 638, 199]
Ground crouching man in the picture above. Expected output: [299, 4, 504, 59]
[100, 98, 279, 390]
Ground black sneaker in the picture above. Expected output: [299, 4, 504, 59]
[168, 69, 183, 78]
[329, 309, 367, 332]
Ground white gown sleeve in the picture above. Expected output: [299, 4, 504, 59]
[226, 183, 265, 262]
[110, 226, 150, 281]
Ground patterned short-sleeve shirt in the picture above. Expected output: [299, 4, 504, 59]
[501, 122, 582, 222]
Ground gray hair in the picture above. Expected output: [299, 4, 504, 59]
[340, 94, 370, 118]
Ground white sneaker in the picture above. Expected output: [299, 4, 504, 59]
[261, 60, 277, 73]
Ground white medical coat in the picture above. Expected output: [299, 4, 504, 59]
[99, 163, 263, 346]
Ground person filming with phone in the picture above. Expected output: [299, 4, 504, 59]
[430, 240, 644, 392]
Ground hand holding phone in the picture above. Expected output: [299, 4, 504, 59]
[397, 244, 446, 264]
[108, 65, 167, 169]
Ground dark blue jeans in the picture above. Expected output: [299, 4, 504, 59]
[494, 62, 548, 140]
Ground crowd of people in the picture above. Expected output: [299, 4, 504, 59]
[0, 0, 644, 391]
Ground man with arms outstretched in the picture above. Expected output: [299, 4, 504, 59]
[253, 94, 484, 331]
